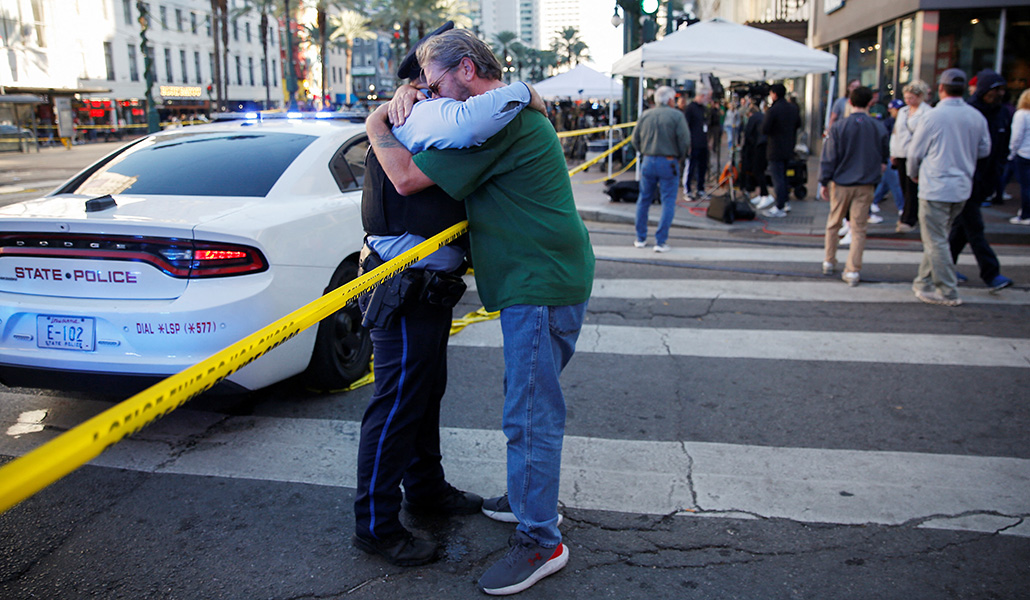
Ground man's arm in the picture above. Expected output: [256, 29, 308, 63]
[365, 104, 435, 196]
[394, 82, 538, 153]
[906, 118, 930, 183]
[976, 118, 992, 160]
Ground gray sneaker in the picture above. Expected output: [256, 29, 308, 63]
[481, 493, 564, 526]
[478, 531, 569, 596]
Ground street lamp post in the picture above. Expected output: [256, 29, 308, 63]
[283, 0, 299, 110]
[136, 1, 161, 133]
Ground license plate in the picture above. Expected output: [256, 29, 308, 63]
[37, 315, 95, 351]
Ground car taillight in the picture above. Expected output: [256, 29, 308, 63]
[0, 233, 268, 278]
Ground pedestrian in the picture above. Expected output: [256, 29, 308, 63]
[890, 79, 931, 233]
[819, 86, 889, 286]
[631, 85, 690, 252]
[353, 22, 543, 567]
[827, 78, 861, 131]
[724, 100, 739, 150]
[742, 101, 772, 207]
[948, 69, 1013, 292]
[1008, 88, 1030, 225]
[761, 83, 801, 218]
[872, 99, 906, 218]
[907, 68, 991, 307]
[365, 28, 595, 595]
[683, 87, 710, 199]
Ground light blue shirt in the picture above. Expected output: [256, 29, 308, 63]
[368, 82, 532, 270]
[907, 97, 991, 203]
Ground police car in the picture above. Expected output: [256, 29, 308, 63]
[0, 112, 373, 393]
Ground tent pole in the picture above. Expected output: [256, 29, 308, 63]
[824, 71, 836, 134]
[636, 65, 644, 181]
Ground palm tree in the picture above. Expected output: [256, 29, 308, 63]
[570, 40, 590, 66]
[551, 26, 588, 70]
[329, 10, 376, 104]
[492, 31, 517, 82]
[232, 0, 281, 109]
[370, 0, 472, 60]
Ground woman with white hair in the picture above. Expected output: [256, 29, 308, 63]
[890, 79, 931, 233]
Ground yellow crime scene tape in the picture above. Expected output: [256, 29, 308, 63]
[0, 221, 469, 515]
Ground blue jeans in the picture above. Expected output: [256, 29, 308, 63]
[636, 155, 680, 246]
[499, 302, 587, 547]
[874, 163, 905, 212]
[1015, 155, 1030, 218]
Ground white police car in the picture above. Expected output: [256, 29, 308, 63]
[0, 113, 373, 393]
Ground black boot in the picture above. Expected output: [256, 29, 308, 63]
[352, 529, 439, 566]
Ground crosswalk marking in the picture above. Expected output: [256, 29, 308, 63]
[1, 394, 1025, 537]
[593, 245, 1030, 266]
[469, 278, 1030, 305]
[449, 320, 1030, 368]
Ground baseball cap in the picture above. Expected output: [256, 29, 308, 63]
[939, 68, 966, 86]
[888, 99, 904, 110]
[396, 21, 454, 80]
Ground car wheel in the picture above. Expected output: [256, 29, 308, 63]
[303, 260, 372, 391]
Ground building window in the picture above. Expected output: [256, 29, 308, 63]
[245, 21, 251, 43]
[205, 14, 211, 36]
[272, 59, 277, 87]
[261, 58, 267, 86]
[104, 41, 115, 80]
[191, 12, 197, 34]
[248, 56, 254, 86]
[175, 8, 183, 31]
[180, 49, 188, 83]
[236, 55, 242, 86]
[194, 51, 202, 84]
[123, 0, 133, 25]
[164, 47, 173, 82]
[232, 20, 238, 42]
[128, 44, 139, 81]
[159, 5, 167, 29]
[937, 9, 1002, 88]
[209, 52, 214, 83]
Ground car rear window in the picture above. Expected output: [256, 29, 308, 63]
[69, 131, 317, 197]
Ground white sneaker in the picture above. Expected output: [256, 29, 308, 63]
[870, 203, 881, 214]
[838, 219, 850, 237]
[755, 196, 776, 210]
[633, 240, 647, 248]
[868, 214, 884, 224]
[839, 231, 852, 246]
[842, 271, 860, 287]
[783, 201, 792, 213]
[653, 244, 670, 253]
[822, 261, 835, 275]
[762, 207, 787, 218]
[1009, 216, 1030, 225]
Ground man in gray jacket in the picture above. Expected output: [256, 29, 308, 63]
[632, 85, 691, 252]
[819, 86, 889, 286]
[907, 69, 991, 306]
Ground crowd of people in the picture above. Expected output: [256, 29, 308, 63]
[631, 67, 1024, 307]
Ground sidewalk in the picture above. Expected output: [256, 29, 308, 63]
[571, 152, 1030, 245]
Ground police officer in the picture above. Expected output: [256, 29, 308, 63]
[351, 22, 481, 567]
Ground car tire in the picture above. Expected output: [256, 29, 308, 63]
[303, 259, 372, 391]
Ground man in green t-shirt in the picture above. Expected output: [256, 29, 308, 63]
[365, 28, 594, 596]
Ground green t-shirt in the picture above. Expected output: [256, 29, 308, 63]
[413, 110, 594, 312]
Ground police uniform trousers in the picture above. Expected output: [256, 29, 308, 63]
[354, 298, 454, 540]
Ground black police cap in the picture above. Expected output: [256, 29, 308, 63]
[396, 21, 454, 80]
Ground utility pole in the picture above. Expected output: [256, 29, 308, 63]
[136, 1, 161, 133]
[284, 0, 299, 110]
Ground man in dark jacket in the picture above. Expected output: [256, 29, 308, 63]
[948, 69, 1013, 292]
[761, 83, 801, 217]
[683, 88, 710, 198]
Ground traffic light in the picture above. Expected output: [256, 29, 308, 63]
[641, 0, 659, 14]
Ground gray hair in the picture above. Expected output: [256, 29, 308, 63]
[695, 86, 711, 99]
[654, 85, 676, 106]
[903, 79, 930, 97]
[416, 29, 503, 81]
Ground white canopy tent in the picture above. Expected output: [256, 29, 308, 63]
[611, 17, 837, 82]
[534, 64, 621, 176]
[611, 17, 837, 179]
[533, 64, 620, 100]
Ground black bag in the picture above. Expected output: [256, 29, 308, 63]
[603, 179, 639, 203]
[706, 197, 756, 224]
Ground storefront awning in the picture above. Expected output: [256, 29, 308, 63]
[1, 86, 111, 96]
[0, 94, 45, 104]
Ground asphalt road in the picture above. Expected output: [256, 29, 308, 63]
[1, 220, 1029, 599]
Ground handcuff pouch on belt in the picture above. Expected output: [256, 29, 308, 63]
[358, 245, 467, 329]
